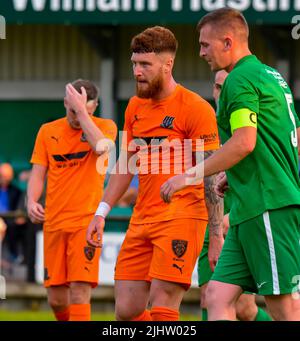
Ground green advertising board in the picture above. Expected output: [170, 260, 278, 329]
[0, 0, 299, 25]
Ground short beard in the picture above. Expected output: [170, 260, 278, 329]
[136, 73, 163, 99]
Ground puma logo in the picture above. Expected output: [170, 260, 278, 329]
[51, 136, 59, 143]
[172, 263, 184, 274]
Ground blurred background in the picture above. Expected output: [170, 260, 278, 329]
[0, 0, 299, 320]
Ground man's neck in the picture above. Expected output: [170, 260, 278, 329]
[152, 78, 177, 101]
[227, 48, 252, 72]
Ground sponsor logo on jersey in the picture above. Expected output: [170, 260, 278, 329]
[52, 150, 89, 162]
[199, 133, 217, 144]
[132, 136, 167, 146]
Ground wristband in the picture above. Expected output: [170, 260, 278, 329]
[95, 202, 111, 218]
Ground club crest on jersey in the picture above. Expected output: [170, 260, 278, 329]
[172, 240, 188, 258]
[160, 116, 175, 129]
[84, 246, 95, 261]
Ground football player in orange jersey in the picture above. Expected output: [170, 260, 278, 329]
[86, 27, 224, 321]
[27, 79, 117, 321]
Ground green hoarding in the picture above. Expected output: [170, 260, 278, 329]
[0, 0, 299, 24]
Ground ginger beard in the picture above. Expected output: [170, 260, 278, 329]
[136, 68, 164, 99]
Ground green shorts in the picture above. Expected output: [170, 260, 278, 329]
[212, 205, 300, 295]
[197, 227, 212, 287]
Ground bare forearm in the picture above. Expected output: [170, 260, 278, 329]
[27, 176, 44, 204]
[204, 174, 224, 237]
[77, 111, 106, 152]
[203, 150, 224, 237]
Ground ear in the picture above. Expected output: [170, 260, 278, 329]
[63, 97, 68, 108]
[224, 38, 232, 51]
[164, 57, 174, 73]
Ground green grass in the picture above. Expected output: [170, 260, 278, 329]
[0, 310, 200, 321]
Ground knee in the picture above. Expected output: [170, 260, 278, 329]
[236, 298, 258, 321]
[149, 282, 184, 308]
[48, 296, 68, 312]
[115, 299, 144, 321]
[70, 282, 91, 305]
[205, 283, 219, 310]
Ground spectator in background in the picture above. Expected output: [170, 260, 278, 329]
[0, 163, 26, 265]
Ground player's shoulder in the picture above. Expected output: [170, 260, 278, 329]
[93, 116, 117, 130]
[40, 117, 66, 133]
[124, 96, 147, 118]
[128, 95, 147, 107]
[228, 56, 263, 82]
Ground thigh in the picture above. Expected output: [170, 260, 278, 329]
[44, 230, 67, 287]
[239, 206, 300, 295]
[211, 226, 256, 292]
[198, 227, 212, 287]
[150, 219, 207, 289]
[67, 228, 100, 288]
[115, 223, 153, 281]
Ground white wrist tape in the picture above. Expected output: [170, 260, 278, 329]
[95, 202, 111, 218]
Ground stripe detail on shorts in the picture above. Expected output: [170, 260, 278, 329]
[263, 211, 280, 295]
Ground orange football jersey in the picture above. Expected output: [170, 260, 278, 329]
[31, 116, 117, 231]
[122, 84, 219, 224]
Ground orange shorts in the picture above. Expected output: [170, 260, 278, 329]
[114, 218, 207, 289]
[43, 227, 100, 288]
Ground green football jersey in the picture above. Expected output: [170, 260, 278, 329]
[217, 55, 300, 226]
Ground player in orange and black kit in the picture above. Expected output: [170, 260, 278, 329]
[27, 79, 117, 321]
[87, 27, 224, 321]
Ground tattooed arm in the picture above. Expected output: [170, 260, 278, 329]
[203, 150, 224, 272]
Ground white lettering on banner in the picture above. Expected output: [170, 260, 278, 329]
[13, 0, 158, 12]
[203, 0, 225, 11]
[13, 0, 47, 11]
[292, 15, 300, 39]
[12, 0, 300, 11]
[227, 0, 251, 11]
[280, 0, 291, 10]
[171, 0, 183, 11]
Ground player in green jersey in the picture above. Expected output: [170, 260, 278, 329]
[160, 8, 300, 320]
[198, 70, 272, 321]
